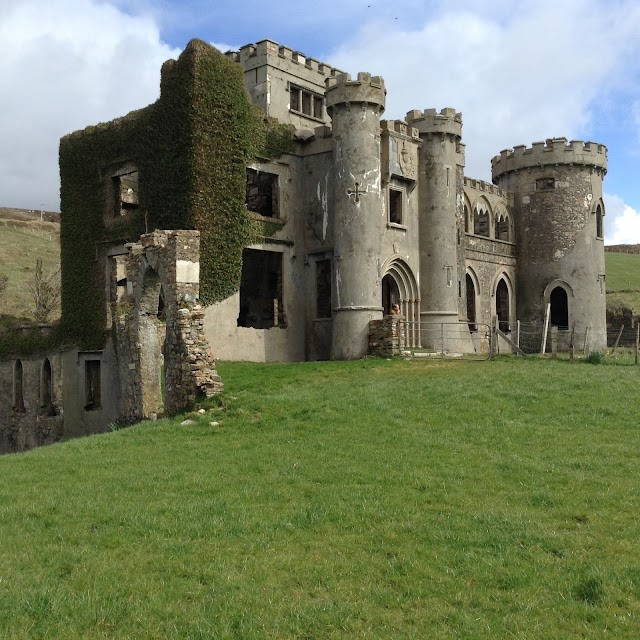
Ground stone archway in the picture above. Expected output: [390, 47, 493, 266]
[495, 278, 510, 332]
[380, 258, 420, 347]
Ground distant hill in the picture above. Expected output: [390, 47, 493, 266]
[604, 249, 640, 325]
[0, 209, 60, 321]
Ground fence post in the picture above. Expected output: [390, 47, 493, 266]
[516, 320, 521, 349]
[612, 325, 624, 354]
[583, 326, 590, 355]
[550, 326, 558, 358]
[541, 303, 551, 355]
[636, 324, 639, 365]
[569, 326, 575, 362]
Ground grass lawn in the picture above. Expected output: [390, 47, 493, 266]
[605, 251, 640, 292]
[1, 357, 639, 638]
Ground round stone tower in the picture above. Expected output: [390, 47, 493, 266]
[492, 138, 608, 351]
[406, 108, 468, 347]
[326, 72, 386, 360]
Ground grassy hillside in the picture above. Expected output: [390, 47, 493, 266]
[0, 220, 60, 320]
[1, 358, 639, 638]
[605, 251, 640, 318]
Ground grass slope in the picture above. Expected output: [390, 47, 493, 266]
[604, 251, 640, 316]
[1, 357, 639, 639]
[0, 222, 60, 319]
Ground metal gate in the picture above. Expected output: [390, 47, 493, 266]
[402, 322, 492, 361]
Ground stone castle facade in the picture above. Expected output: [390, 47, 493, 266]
[206, 40, 607, 361]
[0, 38, 607, 452]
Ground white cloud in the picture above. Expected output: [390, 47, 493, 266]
[0, 0, 179, 211]
[604, 193, 640, 245]
[326, 0, 640, 181]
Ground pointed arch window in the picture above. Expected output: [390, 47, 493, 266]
[13, 359, 25, 413]
[595, 204, 604, 240]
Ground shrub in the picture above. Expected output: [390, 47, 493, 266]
[586, 351, 604, 365]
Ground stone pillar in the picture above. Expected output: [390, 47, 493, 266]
[407, 108, 469, 351]
[326, 72, 386, 360]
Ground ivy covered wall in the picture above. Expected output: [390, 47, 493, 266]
[59, 39, 293, 349]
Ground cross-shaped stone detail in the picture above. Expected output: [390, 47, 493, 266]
[347, 181, 367, 203]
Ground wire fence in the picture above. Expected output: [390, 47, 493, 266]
[402, 322, 492, 361]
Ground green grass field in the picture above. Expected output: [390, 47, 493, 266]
[1, 357, 639, 639]
[604, 251, 640, 292]
[0, 222, 60, 320]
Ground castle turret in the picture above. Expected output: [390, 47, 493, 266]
[407, 108, 467, 344]
[326, 72, 386, 359]
[492, 138, 608, 350]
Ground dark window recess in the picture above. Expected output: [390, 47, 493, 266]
[474, 210, 490, 237]
[464, 204, 470, 233]
[238, 249, 286, 329]
[289, 84, 324, 119]
[536, 177, 555, 191]
[389, 189, 403, 224]
[85, 360, 102, 411]
[316, 259, 332, 319]
[596, 205, 604, 239]
[13, 359, 25, 413]
[246, 169, 278, 217]
[41, 358, 56, 416]
[113, 170, 139, 216]
[495, 216, 510, 240]
[496, 279, 510, 333]
[466, 274, 477, 332]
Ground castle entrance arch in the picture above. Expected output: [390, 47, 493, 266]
[380, 258, 420, 347]
[550, 286, 569, 329]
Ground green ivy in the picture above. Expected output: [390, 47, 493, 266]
[57, 39, 294, 350]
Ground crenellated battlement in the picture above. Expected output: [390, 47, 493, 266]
[492, 137, 608, 181]
[224, 39, 341, 77]
[325, 72, 386, 113]
[464, 177, 510, 198]
[406, 107, 462, 138]
[381, 120, 420, 140]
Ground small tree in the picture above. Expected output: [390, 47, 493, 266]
[0, 274, 7, 302]
[27, 258, 61, 323]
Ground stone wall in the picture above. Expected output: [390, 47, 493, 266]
[369, 316, 406, 356]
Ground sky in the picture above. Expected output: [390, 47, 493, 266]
[2, 0, 640, 243]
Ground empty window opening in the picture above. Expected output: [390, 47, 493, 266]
[316, 259, 332, 319]
[474, 209, 490, 237]
[389, 189, 403, 225]
[113, 170, 139, 216]
[13, 359, 25, 413]
[466, 274, 477, 332]
[140, 267, 164, 317]
[246, 169, 279, 218]
[496, 279, 510, 333]
[464, 204, 470, 233]
[85, 360, 102, 411]
[41, 358, 56, 416]
[536, 177, 555, 191]
[382, 274, 400, 315]
[495, 215, 510, 241]
[550, 286, 569, 330]
[289, 84, 324, 119]
[238, 249, 286, 329]
[596, 205, 604, 239]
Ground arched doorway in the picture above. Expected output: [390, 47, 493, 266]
[466, 273, 477, 331]
[495, 278, 510, 332]
[41, 358, 55, 416]
[550, 286, 569, 329]
[380, 259, 420, 347]
[382, 274, 400, 315]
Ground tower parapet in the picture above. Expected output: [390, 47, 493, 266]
[326, 73, 386, 114]
[406, 108, 463, 139]
[492, 138, 607, 182]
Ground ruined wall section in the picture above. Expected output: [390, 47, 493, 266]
[0, 353, 64, 454]
[115, 230, 222, 421]
[492, 138, 607, 350]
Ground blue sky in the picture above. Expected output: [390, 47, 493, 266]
[2, 0, 640, 243]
